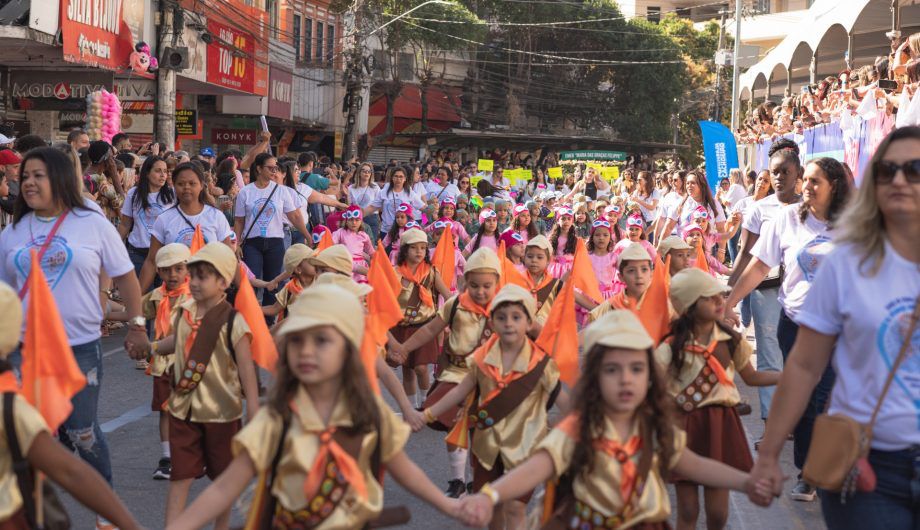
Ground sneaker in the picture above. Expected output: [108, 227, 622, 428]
[445, 479, 466, 499]
[152, 458, 171, 480]
[790, 479, 816, 501]
[135, 359, 149, 370]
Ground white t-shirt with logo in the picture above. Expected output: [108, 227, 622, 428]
[751, 204, 834, 319]
[151, 205, 233, 247]
[667, 195, 726, 232]
[0, 208, 134, 345]
[796, 241, 920, 451]
[234, 182, 296, 239]
[121, 187, 175, 248]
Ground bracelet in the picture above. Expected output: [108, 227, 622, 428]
[423, 408, 436, 424]
[479, 482, 500, 506]
[150, 341, 159, 356]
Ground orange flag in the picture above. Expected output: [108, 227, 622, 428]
[360, 251, 404, 394]
[535, 280, 579, 386]
[431, 226, 456, 290]
[21, 251, 86, 431]
[570, 238, 603, 304]
[376, 242, 401, 292]
[234, 267, 278, 373]
[497, 241, 529, 289]
[694, 244, 710, 274]
[637, 254, 672, 345]
[316, 230, 334, 252]
[189, 225, 206, 254]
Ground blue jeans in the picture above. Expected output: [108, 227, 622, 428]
[9, 340, 113, 485]
[242, 237, 285, 306]
[126, 243, 147, 279]
[741, 294, 752, 328]
[364, 214, 381, 246]
[778, 309, 836, 471]
[291, 230, 307, 246]
[750, 286, 782, 420]
[819, 447, 920, 529]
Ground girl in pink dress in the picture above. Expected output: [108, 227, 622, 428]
[603, 203, 627, 242]
[464, 208, 499, 257]
[382, 202, 413, 255]
[437, 197, 470, 244]
[587, 219, 619, 299]
[508, 204, 538, 243]
[683, 224, 732, 276]
[548, 205, 577, 278]
[499, 229, 526, 271]
[612, 214, 657, 262]
[332, 205, 374, 282]
[388, 219, 422, 265]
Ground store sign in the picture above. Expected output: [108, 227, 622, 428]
[10, 70, 114, 111]
[60, 0, 145, 71]
[559, 150, 627, 162]
[115, 78, 155, 111]
[60, 111, 86, 129]
[206, 19, 255, 94]
[175, 110, 198, 136]
[212, 128, 256, 144]
[267, 66, 293, 120]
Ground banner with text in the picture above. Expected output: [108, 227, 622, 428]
[699, 120, 739, 192]
[61, 0, 146, 71]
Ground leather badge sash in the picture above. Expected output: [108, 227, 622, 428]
[469, 354, 551, 430]
[175, 301, 233, 394]
[674, 341, 732, 413]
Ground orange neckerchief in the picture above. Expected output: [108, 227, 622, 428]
[155, 281, 190, 340]
[458, 292, 490, 317]
[525, 270, 553, 295]
[686, 340, 733, 387]
[610, 291, 638, 311]
[286, 278, 304, 297]
[0, 371, 19, 393]
[292, 400, 368, 502]
[182, 309, 202, 358]
[473, 335, 545, 405]
[397, 262, 434, 307]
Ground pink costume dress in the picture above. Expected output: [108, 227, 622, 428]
[464, 234, 498, 254]
[332, 228, 374, 282]
[548, 234, 575, 278]
[574, 251, 619, 326]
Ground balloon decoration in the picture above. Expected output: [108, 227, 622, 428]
[85, 89, 123, 143]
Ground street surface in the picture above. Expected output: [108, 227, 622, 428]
[60, 329, 823, 529]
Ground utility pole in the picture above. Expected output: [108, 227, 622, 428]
[712, 5, 729, 123]
[342, 0, 365, 162]
[729, 0, 742, 132]
[155, 2, 178, 148]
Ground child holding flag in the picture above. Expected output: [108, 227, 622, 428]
[261, 244, 315, 322]
[587, 244, 654, 322]
[522, 235, 563, 326]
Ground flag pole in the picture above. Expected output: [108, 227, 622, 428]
[34, 378, 44, 528]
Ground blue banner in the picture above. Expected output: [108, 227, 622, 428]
[698, 120, 740, 192]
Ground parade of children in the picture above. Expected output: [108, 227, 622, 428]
[1, 129, 917, 530]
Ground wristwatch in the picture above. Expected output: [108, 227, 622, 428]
[128, 316, 146, 329]
[480, 482, 500, 506]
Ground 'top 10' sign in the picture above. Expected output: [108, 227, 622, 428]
[206, 19, 255, 94]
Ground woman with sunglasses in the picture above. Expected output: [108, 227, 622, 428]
[364, 165, 426, 239]
[233, 153, 309, 306]
[347, 162, 381, 243]
[281, 159, 346, 246]
[750, 127, 920, 529]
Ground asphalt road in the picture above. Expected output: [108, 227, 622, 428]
[59, 329, 824, 529]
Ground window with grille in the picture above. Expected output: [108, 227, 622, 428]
[293, 15, 302, 62]
[315, 22, 324, 62]
[326, 24, 335, 66]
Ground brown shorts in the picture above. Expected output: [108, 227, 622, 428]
[672, 404, 753, 483]
[421, 381, 462, 432]
[472, 452, 534, 504]
[0, 509, 29, 530]
[151, 375, 172, 412]
[168, 414, 242, 481]
[388, 322, 439, 367]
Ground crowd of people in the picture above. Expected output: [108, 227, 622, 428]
[0, 119, 916, 530]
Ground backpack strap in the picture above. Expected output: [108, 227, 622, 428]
[226, 308, 238, 364]
[447, 297, 461, 329]
[4, 392, 38, 529]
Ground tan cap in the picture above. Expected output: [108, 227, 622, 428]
[617, 242, 652, 267]
[526, 234, 552, 251]
[283, 244, 314, 274]
[0, 282, 22, 357]
[658, 236, 691, 257]
[465, 247, 501, 276]
[276, 284, 365, 350]
[313, 272, 373, 298]
[399, 228, 428, 246]
[307, 245, 353, 277]
[155, 243, 191, 268]
[489, 283, 537, 320]
[582, 310, 654, 353]
[669, 268, 729, 314]
[186, 242, 238, 283]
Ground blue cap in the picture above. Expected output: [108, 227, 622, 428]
[199, 147, 215, 157]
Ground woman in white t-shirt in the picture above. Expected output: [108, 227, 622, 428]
[428, 166, 461, 204]
[653, 170, 686, 241]
[750, 127, 920, 527]
[117, 156, 175, 277]
[348, 162, 381, 242]
[725, 158, 852, 501]
[364, 165, 426, 236]
[658, 170, 726, 242]
[281, 160, 347, 246]
[630, 170, 661, 225]
[0, 147, 147, 501]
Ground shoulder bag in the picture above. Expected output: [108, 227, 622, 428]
[242, 184, 279, 242]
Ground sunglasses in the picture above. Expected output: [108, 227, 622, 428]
[343, 210, 362, 219]
[434, 220, 450, 229]
[405, 221, 420, 228]
[396, 204, 411, 213]
[627, 217, 644, 227]
[693, 210, 709, 220]
[508, 232, 524, 242]
[264, 165, 280, 173]
[592, 220, 611, 229]
[480, 210, 497, 218]
[874, 159, 920, 184]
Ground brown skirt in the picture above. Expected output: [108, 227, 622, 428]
[388, 322, 440, 367]
[472, 452, 534, 504]
[674, 404, 753, 483]
[0, 509, 29, 530]
[421, 381, 463, 431]
[151, 374, 172, 412]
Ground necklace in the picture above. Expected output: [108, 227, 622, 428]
[29, 213, 60, 244]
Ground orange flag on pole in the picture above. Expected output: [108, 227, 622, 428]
[376, 241, 401, 292]
[637, 254, 672, 345]
[234, 267, 278, 373]
[360, 250, 404, 394]
[317, 230, 334, 252]
[497, 241, 529, 289]
[535, 280, 579, 386]
[431, 226, 456, 290]
[694, 244, 710, 274]
[21, 251, 86, 432]
[570, 238, 603, 304]
[189, 225, 206, 255]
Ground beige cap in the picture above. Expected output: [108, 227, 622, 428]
[313, 272, 373, 298]
[617, 242, 652, 267]
[186, 242, 238, 283]
[155, 243, 191, 268]
[526, 234, 552, 252]
[583, 310, 654, 353]
[284, 244, 314, 274]
[465, 247, 501, 276]
[0, 282, 22, 357]
[399, 228, 428, 246]
[669, 268, 729, 314]
[276, 284, 365, 350]
[658, 236, 691, 257]
[307, 245, 353, 277]
[489, 283, 537, 320]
